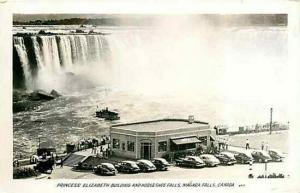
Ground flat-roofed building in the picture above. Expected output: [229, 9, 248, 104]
[110, 118, 215, 159]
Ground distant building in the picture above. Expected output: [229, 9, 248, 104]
[110, 118, 215, 159]
[238, 126, 245, 133]
[215, 125, 228, 135]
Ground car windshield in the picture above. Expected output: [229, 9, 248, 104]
[243, 152, 253, 158]
[221, 152, 234, 158]
[271, 150, 284, 157]
[192, 157, 203, 162]
[260, 151, 271, 157]
[139, 160, 153, 165]
[102, 163, 114, 169]
[129, 162, 139, 168]
[158, 159, 169, 165]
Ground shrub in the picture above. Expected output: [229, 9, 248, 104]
[13, 167, 40, 179]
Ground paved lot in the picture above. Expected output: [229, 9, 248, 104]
[229, 130, 289, 153]
[49, 161, 288, 179]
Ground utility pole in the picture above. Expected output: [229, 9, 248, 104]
[270, 108, 273, 135]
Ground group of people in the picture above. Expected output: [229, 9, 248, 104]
[261, 141, 269, 151]
[77, 136, 110, 152]
[245, 139, 269, 150]
[90, 144, 111, 158]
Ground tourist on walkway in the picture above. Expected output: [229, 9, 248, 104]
[261, 141, 264, 150]
[60, 158, 63, 168]
[246, 139, 250, 150]
[225, 139, 228, 150]
[265, 142, 269, 151]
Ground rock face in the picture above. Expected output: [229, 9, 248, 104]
[30, 90, 55, 101]
[13, 89, 61, 113]
[50, 89, 61, 98]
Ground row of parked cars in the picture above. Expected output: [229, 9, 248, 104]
[81, 158, 171, 176]
[175, 149, 284, 168]
[72, 149, 284, 176]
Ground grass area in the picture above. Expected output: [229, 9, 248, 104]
[228, 130, 289, 153]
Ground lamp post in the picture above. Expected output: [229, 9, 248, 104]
[269, 108, 273, 135]
[37, 135, 42, 149]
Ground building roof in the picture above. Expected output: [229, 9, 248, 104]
[171, 136, 202, 145]
[111, 119, 208, 133]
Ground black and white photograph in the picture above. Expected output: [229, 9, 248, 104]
[12, 13, 291, 180]
[1, 0, 300, 193]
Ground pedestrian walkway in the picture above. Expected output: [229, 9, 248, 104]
[63, 154, 86, 167]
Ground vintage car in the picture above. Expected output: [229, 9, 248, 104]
[72, 162, 93, 170]
[114, 161, 140, 173]
[33, 157, 55, 173]
[136, 159, 157, 172]
[268, 149, 284, 162]
[93, 163, 117, 176]
[234, 152, 253, 164]
[199, 154, 220, 167]
[214, 152, 236, 165]
[251, 150, 272, 163]
[151, 158, 171, 171]
[175, 156, 205, 168]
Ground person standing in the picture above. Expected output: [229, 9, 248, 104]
[265, 142, 269, 151]
[246, 139, 250, 150]
[225, 139, 229, 150]
[261, 141, 265, 150]
[60, 158, 63, 168]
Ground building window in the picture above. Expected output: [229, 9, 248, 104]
[122, 143, 125, 151]
[158, 141, 167, 152]
[113, 139, 120, 149]
[127, 141, 135, 152]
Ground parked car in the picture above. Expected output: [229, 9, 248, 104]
[114, 161, 140, 173]
[72, 162, 93, 170]
[136, 159, 157, 172]
[199, 154, 220, 167]
[93, 163, 117, 176]
[175, 156, 205, 168]
[234, 152, 253, 164]
[33, 157, 55, 173]
[214, 152, 236, 165]
[251, 150, 272, 163]
[268, 149, 284, 162]
[151, 158, 171, 171]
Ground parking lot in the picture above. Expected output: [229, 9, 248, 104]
[49, 161, 288, 179]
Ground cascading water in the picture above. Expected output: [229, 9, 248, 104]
[13, 37, 33, 90]
[13, 34, 110, 92]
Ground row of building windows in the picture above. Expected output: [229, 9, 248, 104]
[112, 139, 135, 152]
[112, 138, 168, 152]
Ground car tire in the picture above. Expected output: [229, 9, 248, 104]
[259, 158, 262, 163]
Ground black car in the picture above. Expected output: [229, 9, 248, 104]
[33, 157, 55, 173]
[214, 152, 236, 165]
[234, 152, 253, 164]
[268, 149, 284, 162]
[151, 158, 171, 171]
[136, 159, 157, 172]
[72, 162, 93, 170]
[94, 163, 117, 176]
[251, 150, 271, 163]
[175, 156, 206, 168]
[114, 161, 140, 173]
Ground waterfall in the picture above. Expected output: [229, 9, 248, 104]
[13, 34, 109, 91]
[13, 37, 34, 90]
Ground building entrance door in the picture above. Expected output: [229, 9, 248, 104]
[140, 142, 152, 159]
